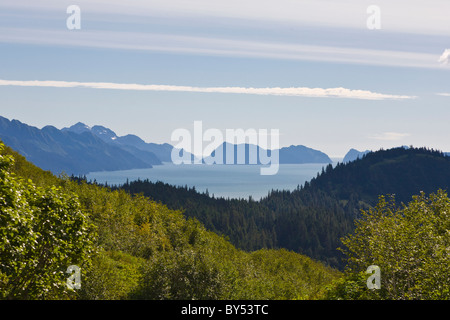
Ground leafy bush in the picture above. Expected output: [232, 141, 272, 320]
[327, 191, 450, 299]
[0, 143, 95, 299]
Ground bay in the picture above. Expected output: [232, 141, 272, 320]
[86, 162, 334, 200]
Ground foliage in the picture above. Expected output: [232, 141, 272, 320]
[1, 140, 340, 300]
[4, 137, 448, 300]
[116, 179, 353, 269]
[79, 250, 144, 300]
[327, 191, 450, 300]
[323, 271, 381, 300]
[114, 147, 450, 270]
[0, 143, 95, 299]
[243, 249, 340, 300]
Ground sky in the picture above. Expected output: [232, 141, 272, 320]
[1, 0, 450, 157]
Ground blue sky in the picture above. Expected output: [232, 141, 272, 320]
[1, 0, 450, 157]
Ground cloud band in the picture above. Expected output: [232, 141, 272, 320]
[0, 79, 415, 100]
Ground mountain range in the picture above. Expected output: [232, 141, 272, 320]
[62, 122, 175, 163]
[0, 116, 335, 175]
[0, 117, 170, 175]
[203, 142, 332, 165]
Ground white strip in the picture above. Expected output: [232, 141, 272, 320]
[0, 79, 416, 100]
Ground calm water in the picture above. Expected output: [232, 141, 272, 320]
[87, 162, 334, 200]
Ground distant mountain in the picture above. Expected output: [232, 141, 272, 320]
[203, 142, 265, 165]
[91, 125, 119, 142]
[63, 121, 91, 134]
[342, 148, 371, 163]
[203, 142, 331, 164]
[1, 115, 332, 174]
[62, 123, 163, 166]
[63, 123, 182, 163]
[115, 135, 174, 163]
[0, 116, 155, 175]
[279, 145, 332, 164]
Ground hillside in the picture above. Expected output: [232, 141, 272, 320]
[0, 139, 340, 300]
[116, 146, 450, 269]
[305, 146, 450, 205]
[2, 139, 448, 300]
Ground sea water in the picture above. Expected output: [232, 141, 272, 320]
[86, 162, 335, 200]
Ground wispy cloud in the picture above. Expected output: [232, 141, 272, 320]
[438, 49, 450, 65]
[436, 92, 450, 97]
[3, 0, 450, 36]
[0, 79, 416, 100]
[0, 27, 441, 70]
[369, 132, 411, 141]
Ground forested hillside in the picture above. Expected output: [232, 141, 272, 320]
[116, 179, 353, 268]
[115, 147, 450, 269]
[304, 146, 450, 205]
[2, 140, 449, 300]
[0, 140, 339, 300]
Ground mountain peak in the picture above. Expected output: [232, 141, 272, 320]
[63, 122, 119, 142]
[343, 148, 371, 163]
[63, 122, 91, 134]
[74, 121, 89, 127]
[91, 125, 118, 142]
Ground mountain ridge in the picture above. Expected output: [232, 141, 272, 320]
[63, 122, 189, 163]
[0, 116, 156, 175]
[1, 116, 335, 174]
[203, 142, 332, 165]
